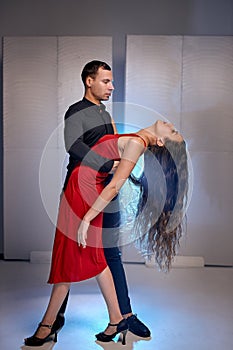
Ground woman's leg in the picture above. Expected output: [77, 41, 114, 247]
[33, 283, 70, 339]
[96, 266, 123, 335]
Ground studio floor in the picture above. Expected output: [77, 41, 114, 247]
[0, 260, 232, 350]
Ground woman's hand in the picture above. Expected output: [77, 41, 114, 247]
[77, 219, 90, 248]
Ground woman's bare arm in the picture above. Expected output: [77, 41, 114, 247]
[77, 137, 146, 247]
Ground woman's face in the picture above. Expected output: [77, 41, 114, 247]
[155, 120, 183, 143]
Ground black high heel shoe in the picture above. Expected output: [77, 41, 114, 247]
[24, 322, 58, 347]
[95, 318, 128, 345]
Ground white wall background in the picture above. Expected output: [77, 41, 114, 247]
[1, 0, 233, 259]
[2, 35, 233, 266]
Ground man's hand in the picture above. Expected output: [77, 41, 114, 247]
[109, 160, 120, 174]
[77, 219, 90, 248]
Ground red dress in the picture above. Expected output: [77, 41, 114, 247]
[48, 133, 145, 284]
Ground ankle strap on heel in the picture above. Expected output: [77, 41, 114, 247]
[108, 318, 125, 327]
[38, 322, 53, 329]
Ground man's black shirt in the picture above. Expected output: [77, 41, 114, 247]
[64, 97, 115, 176]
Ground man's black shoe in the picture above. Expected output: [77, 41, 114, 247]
[127, 314, 151, 338]
[52, 314, 65, 333]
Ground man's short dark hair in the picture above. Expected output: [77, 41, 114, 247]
[81, 60, 111, 86]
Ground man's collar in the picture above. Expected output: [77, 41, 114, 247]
[82, 97, 96, 106]
[83, 97, 106, 110]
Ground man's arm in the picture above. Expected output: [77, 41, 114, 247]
[111, 117, 118, 134]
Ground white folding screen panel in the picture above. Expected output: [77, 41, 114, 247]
[123, 36, 183, 263]
[124, 35, 233, 266]
[3, 37, 58, 259]
[3, 36, 112, 259]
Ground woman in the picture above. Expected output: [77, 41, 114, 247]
[24, 120, 188, 346]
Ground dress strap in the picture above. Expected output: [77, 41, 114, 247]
[134, 134, 148, 147]
[121, 133, 147, 148]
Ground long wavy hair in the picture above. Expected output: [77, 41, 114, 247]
[130, 139, 189, 271]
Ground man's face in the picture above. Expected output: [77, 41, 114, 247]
[87, 67, 114, 102]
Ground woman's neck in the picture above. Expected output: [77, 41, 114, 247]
[137, 128, 157, 146]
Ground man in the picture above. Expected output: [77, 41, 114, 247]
[54, 60, 151, 338]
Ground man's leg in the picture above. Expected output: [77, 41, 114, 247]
[102, 196, 132, 316]
[103, 208, 151, 338]
[53, 290, 70, 332]
[104, 246, 132, 315]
